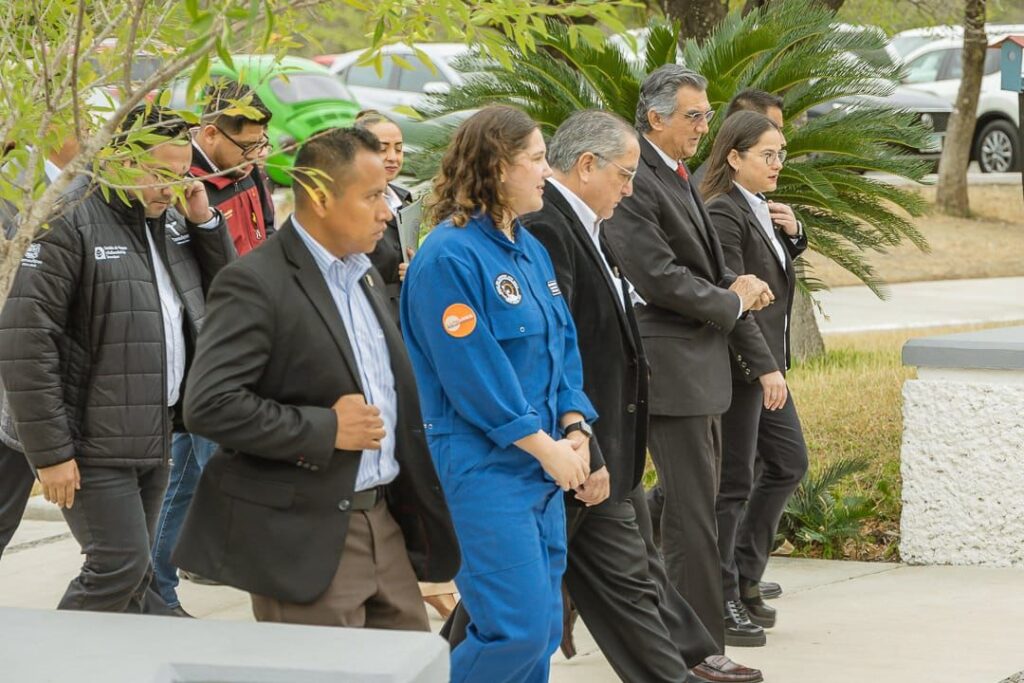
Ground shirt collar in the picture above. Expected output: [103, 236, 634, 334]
[644, 135, 682, 172]
[291, 214, 371, 288]
[733, 182, 770, 215]
[192, 139, 221, 174]
[547, 177, 600, 240]
[43, 159, 61, 183]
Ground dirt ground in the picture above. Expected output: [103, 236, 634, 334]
[804, 183, 1024, 287]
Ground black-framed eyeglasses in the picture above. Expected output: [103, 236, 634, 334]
[679, 109, 716, 124]
[215, 125, 271, 156]
[594, 153, 638, 185]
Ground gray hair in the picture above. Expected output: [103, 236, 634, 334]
[635, 65, 708, 134]
[547, 110, 637, 173]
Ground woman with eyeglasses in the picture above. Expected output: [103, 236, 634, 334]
[700, 110, 809, 637]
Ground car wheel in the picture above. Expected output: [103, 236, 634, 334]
[974, 119, 1019, 173]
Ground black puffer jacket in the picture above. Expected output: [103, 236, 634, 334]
[0, 176, 234, 469]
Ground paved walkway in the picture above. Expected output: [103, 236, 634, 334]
[814, 276, 1024, 334]
[3, 518, 1024, 682]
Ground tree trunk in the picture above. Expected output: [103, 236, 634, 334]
[790, 288, 825, 363]
[663, 0, 728, 42]
[935, 0, 986, 217]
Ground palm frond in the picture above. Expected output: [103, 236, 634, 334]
[414, 0, 932, 293]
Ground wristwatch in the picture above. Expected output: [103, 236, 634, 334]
[563, 420, 593, 439]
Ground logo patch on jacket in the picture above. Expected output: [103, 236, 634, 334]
[20, 243, 43, 268]
[94, 246, 128, 261]
[547, 279, 562, 296]
[442, 303, 477, 338]
[494, 273, 522, 305]
[166, 220, 191, 246]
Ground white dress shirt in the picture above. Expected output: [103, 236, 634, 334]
[384, 184, 404, 214]
[144, 222, 187, 407]
[734, 182, 787, 267]
[547, 178, 644, 310]
[146, 210, 220, 407]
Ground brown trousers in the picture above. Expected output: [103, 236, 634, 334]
[251, 499, 429, 631]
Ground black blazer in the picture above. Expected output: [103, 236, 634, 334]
[603, 137, 766, 417]
[174, 219, 459, 604]
[523, 182, 649, 503]
[369, 183, 414, 319]
[707, 187, 808, 380]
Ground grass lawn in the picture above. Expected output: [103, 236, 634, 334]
[785, 320, 1024, 561]
[804, 184, 1024, 287]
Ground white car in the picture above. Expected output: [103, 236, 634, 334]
[888, 24, 1024, 62]
[900, 36, 1021, 172]
[328, 43, 470, 114]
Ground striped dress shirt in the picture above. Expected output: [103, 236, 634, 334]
[292, 216, 399, 491]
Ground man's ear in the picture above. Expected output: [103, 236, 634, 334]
[647, 109, 663, 132]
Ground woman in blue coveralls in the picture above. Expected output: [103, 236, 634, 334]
[400, 105, 597, 683]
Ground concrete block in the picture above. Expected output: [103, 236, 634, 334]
[0, 607, 449, 682]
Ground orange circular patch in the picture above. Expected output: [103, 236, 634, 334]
[442, 303, 477, 338]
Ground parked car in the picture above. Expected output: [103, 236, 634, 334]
[168, 55, 361, 186]
[328, 43, 471, 113]
[899, 37, 1021, 172]
[807, 84, 952, 165]
[888, 24, 1024, 62]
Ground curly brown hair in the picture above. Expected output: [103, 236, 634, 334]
[425, 105, 538, 228]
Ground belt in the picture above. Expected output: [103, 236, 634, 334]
[350, 485, 388, 511]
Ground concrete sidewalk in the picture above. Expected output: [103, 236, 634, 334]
[814, 276, 1024, 334]
[3, 518, 1024, 682]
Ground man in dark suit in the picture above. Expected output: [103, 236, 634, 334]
[603, 65, 774, 650]
[174, 127, 459, 629]
[525, 109, 763, 683]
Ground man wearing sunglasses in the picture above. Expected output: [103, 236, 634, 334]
[190, 81, 275, 256]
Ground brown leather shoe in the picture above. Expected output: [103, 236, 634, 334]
[691, 654, 764, 682]
[559, 582, 578, 659]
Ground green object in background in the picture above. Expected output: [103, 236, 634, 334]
[171, 55, 361, 187]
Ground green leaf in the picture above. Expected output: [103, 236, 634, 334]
[186, 53, 210, 104]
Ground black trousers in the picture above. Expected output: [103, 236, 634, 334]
[718, 385, 807, 600]
[58, 464, 172, 614]
[0, 440, 34, 559]
[565, 485, 717, 683]
[648, 414, 725, 651]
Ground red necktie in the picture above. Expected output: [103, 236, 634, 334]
[676, 162, 689, 181]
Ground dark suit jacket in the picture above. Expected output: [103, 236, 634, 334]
[369, 183, 413, 320]
[603, 137, 766, 417]
[708, 187, 808, 381]
[174, 219, 459, 604]
[523, 182, 649, 503]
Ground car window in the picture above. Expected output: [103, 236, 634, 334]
[890, 36, 935, 58]
[344, 60, 395, 89]
[983, 48, 1001, 75]
[396, 57, 446, 92]
[269, 72, 354, 103]
[945, 47, 1002, 80]
[904, 49, 949, 84]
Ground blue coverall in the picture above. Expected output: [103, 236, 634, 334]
[401, 213, 596, 683]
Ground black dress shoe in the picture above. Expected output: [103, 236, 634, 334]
[692, 655, 764, 682]
[739, 579, 777, 628]
[168, 605, 195, 618]
[759, 580, 782, 600]
[178, 569, 222, 586]
[724, 600, 766, 647]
